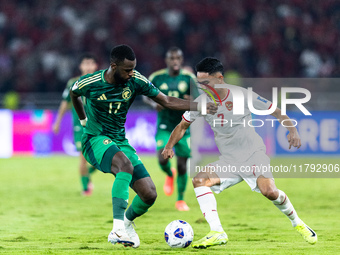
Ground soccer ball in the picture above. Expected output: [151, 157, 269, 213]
[164, 220, 194, 248]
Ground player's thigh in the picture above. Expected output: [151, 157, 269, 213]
[200, 159, 243, 194]
[82, 134, 121, 173]
[241, 151, 274, 193]
[118, 140, 151, 188]
[174, 133, 191, 158]
[155, 129, 171, 151]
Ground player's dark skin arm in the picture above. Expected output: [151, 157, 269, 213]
[151, 92, 217, 114]
[70, 90, 87, 121]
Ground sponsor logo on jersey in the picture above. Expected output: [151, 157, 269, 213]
[225, 101, 233, 111]
[257, 96, 268, 103]
[97, 93, 107, 100]
[178, 81, 188, 93]
[122, 87, 132, 100]
[103, 139, 112, 145]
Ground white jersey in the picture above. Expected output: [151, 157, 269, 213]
[183, 85, 272, 162]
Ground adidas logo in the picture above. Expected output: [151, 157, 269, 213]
[97, 94, 107, 100]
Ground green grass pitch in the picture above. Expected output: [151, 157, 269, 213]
[0, 155, 339, 254]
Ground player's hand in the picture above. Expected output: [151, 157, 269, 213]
[183, 94, 193, 101]
[206, 102, 218, 115]
[162, 147, 174, 159]
[52, 123, 60, 134]
[156, 104, 164, 111]
[287, 129, 301, 149]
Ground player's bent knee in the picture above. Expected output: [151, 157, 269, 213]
[192, 176, 208, 188]
[157, 150, 168, 165]
[141, 188, 157, 205]
[158, 157, 168, 166]
[261, 187, 278, 200]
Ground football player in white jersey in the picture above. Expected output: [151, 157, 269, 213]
[162, 57, 317, 248]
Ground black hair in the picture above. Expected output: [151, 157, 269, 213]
[166, 46, 183, 56]
[78, 53, 97, 64]
[110, 44, 136, 64]
[195, 57, 224, 75]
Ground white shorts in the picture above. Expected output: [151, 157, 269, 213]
[207, 151, 274, 194]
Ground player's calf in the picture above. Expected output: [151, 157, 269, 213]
[133, 177, 157, 205]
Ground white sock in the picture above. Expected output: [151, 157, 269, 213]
[113, 219, 124, 231]
[194, 186, 224, 232]
[124, 214, 130, 223]
[272, 190, 301, 227]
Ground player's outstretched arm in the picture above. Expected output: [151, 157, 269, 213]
[151, 92, 217, 114]
[52, 100, 70, 134]
[70, 90, 87, 126]
[162, 119, 191, 159]
[271, 108, 301, 149]
[142, 95, 164, 111]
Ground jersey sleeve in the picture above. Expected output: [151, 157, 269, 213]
[148, 74, 156, 86]
[71, 80, 86, 97]
[250, 91, 272, 110]
[182, 110, 201, 123]
[135, 72, 160, 97]
[143, 81, 160, 97]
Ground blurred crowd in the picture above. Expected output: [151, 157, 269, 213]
[0, 0, 339, 94]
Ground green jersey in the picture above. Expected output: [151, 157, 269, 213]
[63, 76, 82, 128]
[72, 69, 160, 142]
[149, 69, 197, 132]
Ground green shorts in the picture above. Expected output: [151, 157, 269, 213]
[156, 129, 191, 158]
[81, 134, 149, 186]
[73, 123, 83, 151]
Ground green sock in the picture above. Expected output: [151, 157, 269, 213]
[177, 173, 187, 201]
[111, 172, 132, 220]
[160, 161, 173, 177]
[81, 175, 89, 191]
[88, 165, 96, 174]
[125, 195, 154, 221]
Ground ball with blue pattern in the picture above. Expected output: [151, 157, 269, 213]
[164, 220, 194, 248]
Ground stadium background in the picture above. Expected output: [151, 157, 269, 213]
[0, 0, 339, 157]
[1, 1, 340, 254]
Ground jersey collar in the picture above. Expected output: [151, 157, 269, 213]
[101, 69, 108, 83]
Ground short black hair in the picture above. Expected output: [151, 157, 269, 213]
[110, 44, 136, 64]
[78, 53, 97, 64]
[166, 46, 183, 57]
[195, 57, 224, 75]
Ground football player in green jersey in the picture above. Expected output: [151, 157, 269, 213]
[53, 53, 98, 196]
[144, 47, 196, 211]
[70, 45, 217, 248]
